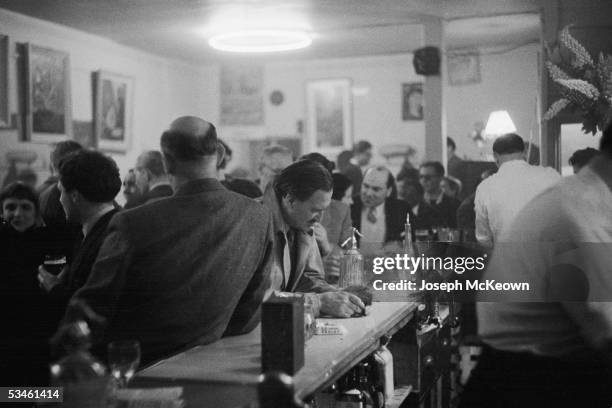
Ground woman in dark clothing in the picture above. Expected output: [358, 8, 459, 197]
[0, 182, 56, 387]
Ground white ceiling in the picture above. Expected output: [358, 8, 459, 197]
[0, 0, 542, 64]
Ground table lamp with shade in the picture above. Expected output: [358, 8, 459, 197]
[484, 110, 517, 140]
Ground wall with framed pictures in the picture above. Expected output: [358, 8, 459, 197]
[0, 8, 217, 190]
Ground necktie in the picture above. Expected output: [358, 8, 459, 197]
[367, 207, 377, 223]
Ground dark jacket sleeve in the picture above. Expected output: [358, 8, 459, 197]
[63, 214, 134, 339]
[223, 211, 274, 336]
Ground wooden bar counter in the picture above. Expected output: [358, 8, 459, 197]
[134, 301, 417, 407]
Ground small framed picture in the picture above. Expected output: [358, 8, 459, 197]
[448, 50, 481, 86]
[23, 43, 72, 142]
[305, 78, 353, 154]
[402, 82, 423, 121]
[93, 70, 134, 153]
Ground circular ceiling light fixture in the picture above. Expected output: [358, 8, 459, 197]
[208, 30, 312, 53]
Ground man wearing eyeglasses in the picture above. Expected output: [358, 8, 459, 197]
[412, 161, 460, 233]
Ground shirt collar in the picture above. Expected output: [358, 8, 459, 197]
[82, 206, 115, 237]
[423, 191, 444, 204]
[362, 203, 384, 215]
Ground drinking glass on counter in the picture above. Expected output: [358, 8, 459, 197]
[108, 340, 141, 388]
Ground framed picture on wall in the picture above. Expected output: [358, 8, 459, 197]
[220, 64, 264, 126]
[93, 70, 134, 153]
[23, 43, 72, 142]
[0, 34, 9, 128]
[305, 78, 353, 154]
[447, 50, 481, 86]
[402, 82, 423, 121]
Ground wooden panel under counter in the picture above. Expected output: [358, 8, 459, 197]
[134, 301, 417, 407]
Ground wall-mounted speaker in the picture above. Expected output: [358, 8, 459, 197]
[413, 46, 441, 76]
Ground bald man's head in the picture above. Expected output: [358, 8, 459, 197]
[161, 116, 218, 163]
[169, 116, 214, 136]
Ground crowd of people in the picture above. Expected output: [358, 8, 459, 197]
[1, 114, 610, 407]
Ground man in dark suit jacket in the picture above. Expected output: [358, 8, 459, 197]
[132, 150, 173, 206]
[38, 150, 121, 326]
[63, 117, 274, 364]
[412, 161, 461, 232]
[350, 166, 410, 250]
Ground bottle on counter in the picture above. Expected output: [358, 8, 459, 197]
[372, 343, 394, 403]
[403, 212, 415, 257]
[339, 228, 364, 289]
[50, 320, 112, 408]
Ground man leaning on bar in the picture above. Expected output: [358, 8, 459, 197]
[62, 116, 274, 365]
[262, 159, 365, 318]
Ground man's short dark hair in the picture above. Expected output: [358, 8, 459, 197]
[492, 133, 525, 155]
[420, 161, 445, 177]
[601, 123, 612, 156]
[51, 140, 82, 171]
[160, 124, 218, 162]
[139, 150, 166, 178]
[354, 140, 372, 154]
[569, 147, 599, 169]
[274, 160, 333, 202]
[59, 150, 121, 203]
[300, 153, 335, 174]
[447, 137, 456, 151]
[0, 182, 39, 213]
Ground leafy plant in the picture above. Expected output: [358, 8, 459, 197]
[544, 25, 612, 135]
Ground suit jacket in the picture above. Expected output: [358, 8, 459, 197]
[413, 194, 461, 230]
[49, 208, 119, 315]
[69, 178, 273, 364]
[262, 187, 336, 296]
[142, 184, 173, 205]
[350, 197, 410, 244]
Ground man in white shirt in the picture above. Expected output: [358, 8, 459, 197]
[460, 125, 612, 407]
[474, 133, 559, 248]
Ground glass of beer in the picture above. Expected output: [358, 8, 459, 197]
[44, 255, 67, 275]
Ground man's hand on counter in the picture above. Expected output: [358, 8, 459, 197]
[318, 291, 365, 318]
